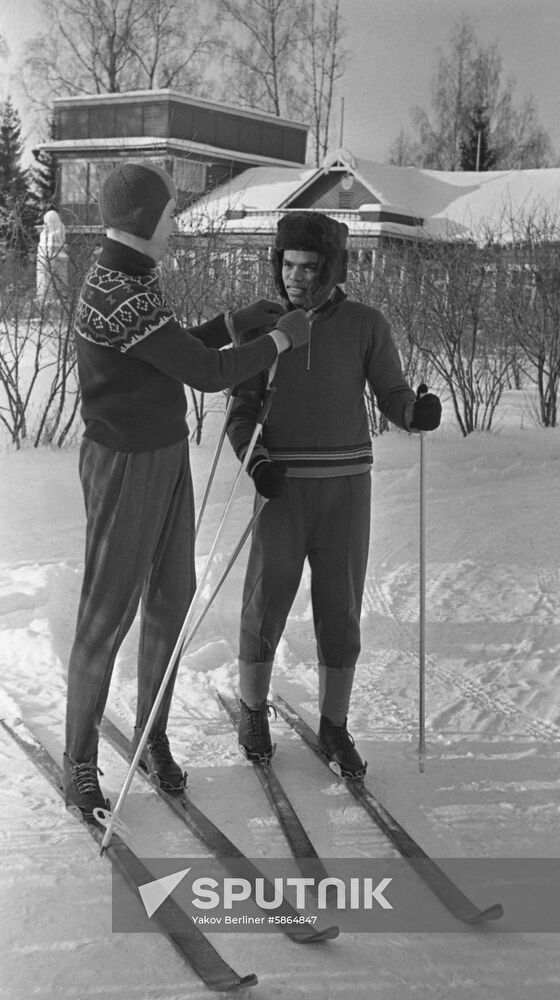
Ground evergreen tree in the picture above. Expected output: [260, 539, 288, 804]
[0, 96, 39, 257]
[33, 114, 58, 214]
[390, 18, 555, 170]
[460, 104, 497, 171]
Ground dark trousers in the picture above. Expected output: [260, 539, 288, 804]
[65, 437, 195, 761]
[239, 474, 371, 670]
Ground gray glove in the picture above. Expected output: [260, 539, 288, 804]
[231, 299, 285, 334]
[272, 309, 310, 351]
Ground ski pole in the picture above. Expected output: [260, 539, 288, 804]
[417, 384, 428, 773]
[100, 396, 274, 853]
[100, 496, 267, 853]
[188, 386, 275, 623]
[181, 495, 267, 659]
[195, 390, 235, 540]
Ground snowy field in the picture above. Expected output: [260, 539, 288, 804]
[1, 390, 559, 999]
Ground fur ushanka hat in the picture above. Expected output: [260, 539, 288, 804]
[272, 211, 349, 305]
[99, 161, 176, 239]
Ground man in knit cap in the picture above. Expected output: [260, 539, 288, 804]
[227, 210, 441, 779]
[64, 161, 310, 816]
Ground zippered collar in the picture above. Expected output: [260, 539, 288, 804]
[303, 287, 347, 370]
[311, 285, 346, 319]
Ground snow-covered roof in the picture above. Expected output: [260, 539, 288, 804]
[38, 137, 306, 171]
[353, 157, 560, 240]
[177, 164, 316, 224]
[177, 148, 560, 244]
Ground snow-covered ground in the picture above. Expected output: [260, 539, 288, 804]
[1, 391, 559, 999]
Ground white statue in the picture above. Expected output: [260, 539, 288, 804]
[36, 209, 68, 300]
[42, 209, 66, 253]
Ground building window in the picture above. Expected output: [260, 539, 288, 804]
[173, 159, 207, 195]
[60, 160, 89, 204]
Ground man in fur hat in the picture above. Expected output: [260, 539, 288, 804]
[227, 210, 441, 778]
[63, 162, 311, 817]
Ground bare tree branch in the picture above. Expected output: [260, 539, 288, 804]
[20, 0, 222, 112]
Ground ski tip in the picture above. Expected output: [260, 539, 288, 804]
[466, 901, 504, 924]
[0, 715, 24, 730]
[225, 972, 258, 991]
[478, 902, 505, 922]
[298, 924, 340, 943]
[317, 924, 340, 941]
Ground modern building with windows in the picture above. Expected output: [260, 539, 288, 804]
[34, 89, 309, 230]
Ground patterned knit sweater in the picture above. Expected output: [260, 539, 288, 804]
[75, 238, 277, 452]
[227, 289, 416, 477]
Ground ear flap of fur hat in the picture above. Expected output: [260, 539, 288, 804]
[272, 211, 349, 303]
[99, 161, 177, 239]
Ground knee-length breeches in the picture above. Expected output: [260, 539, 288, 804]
[239, 473, 371, 669]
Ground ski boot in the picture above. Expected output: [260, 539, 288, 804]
[238, 699, 276, 763]
[318, 716, 367, 782]
[132, 730, 187, 794]
[63, 753, 110, 821]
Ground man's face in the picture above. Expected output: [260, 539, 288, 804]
[147, 198, 177, 262]
[281, 249, 322, 308]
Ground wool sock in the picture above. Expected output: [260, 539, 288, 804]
[238, 659, 274, 709]
[318, 664, 356, 725]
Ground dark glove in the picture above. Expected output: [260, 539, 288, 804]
[250, 459, 286, 499]
[272, 309, 310, 351]
[231, 299, 285, 334]
[410, 393, 442, 431]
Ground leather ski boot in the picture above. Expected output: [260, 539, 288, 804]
[132, 730, 186, 794]
[318, 716, 367, 781]
[63, 753, 110, 819]
[238, 699, 276, 763]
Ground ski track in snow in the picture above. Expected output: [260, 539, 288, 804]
[2, 410, 560, 998]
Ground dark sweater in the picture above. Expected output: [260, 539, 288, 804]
[74, 238, 278, 452]
[228, 290, 416, 477]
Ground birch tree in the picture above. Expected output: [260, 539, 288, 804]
[20, 0, 221, 112]
[217, 0, 348, 164]
[292, 0, 348, 164]
[390, 17, 555, 170]
[217, 0, 300, 115]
